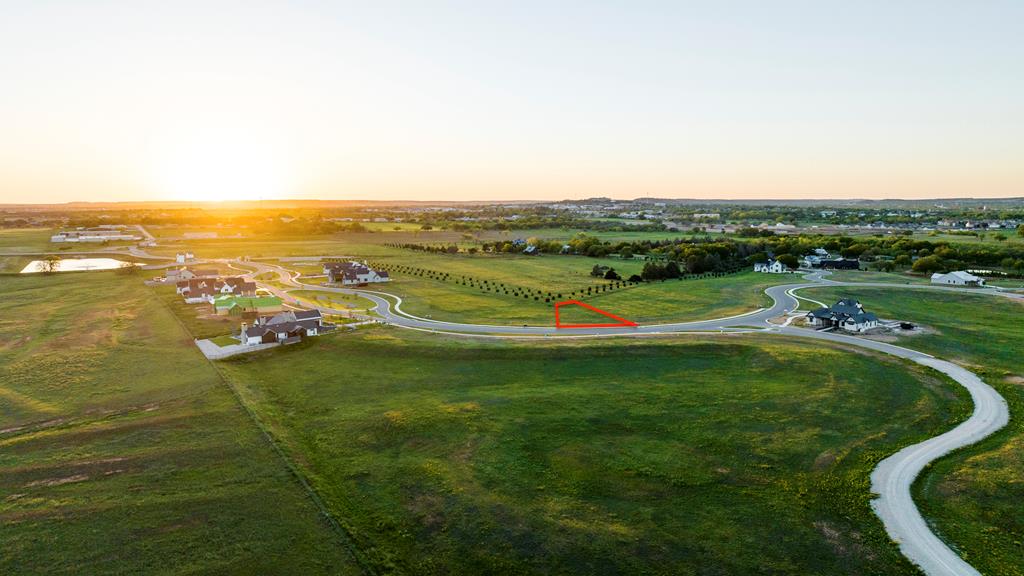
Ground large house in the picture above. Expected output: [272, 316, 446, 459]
[176, 276, 256, 303]
[806, 298, 879, 332]
[754, 258, 790, 274]
[931, 271, 986, 287]
[802, 248, 832, 268]
[323, 261, 390, 285]
[213, 295, 284, 315]
[242, 309, 331, 345]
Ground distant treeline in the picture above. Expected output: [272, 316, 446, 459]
[388, 231, 1024, 274]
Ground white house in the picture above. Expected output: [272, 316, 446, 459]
[176, 252, 195, 264]
[754, 259, 789, 274]
[931, 271, 986, 287]
[323, 261, 390, 285]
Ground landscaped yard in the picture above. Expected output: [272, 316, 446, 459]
[218, 328, 969, 575]
[0, 272, 360, 575]
[803, 286, 1024, 576]
[289, 290, 378, 314]
[210, 334, 240, 347]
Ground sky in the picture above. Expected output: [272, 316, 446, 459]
[1, 1, 1022, 203]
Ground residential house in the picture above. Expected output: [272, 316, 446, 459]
[177, 277, 256, 303]
[931, 271, 986, 287]
[177, 278, 219, 303]
[806, 298, 879, 332]
[242, 309, 331, 345]
[323, 261, 390, 285]
[754, 258, 790, 274]
[220, 277, 257, 296]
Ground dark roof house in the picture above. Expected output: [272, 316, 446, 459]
[806, 298, 878, 333]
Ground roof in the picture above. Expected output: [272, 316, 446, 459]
[246, 318, 319, 337]
[933, 271, 982, 281]
[807, 299, 877, 325]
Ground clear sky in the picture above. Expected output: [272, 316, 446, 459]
[1, 1, 1022, 203]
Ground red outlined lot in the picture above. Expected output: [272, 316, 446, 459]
[554, 300, 638, 328]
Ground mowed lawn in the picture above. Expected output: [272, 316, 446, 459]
[219, 329, 968, 575]
[0, 272, 361, 575]
[803, 286, 1024, 576]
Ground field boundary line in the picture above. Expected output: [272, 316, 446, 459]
[150, 286, 379, 576]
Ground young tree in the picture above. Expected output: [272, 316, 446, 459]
[40, 254, 61, 274]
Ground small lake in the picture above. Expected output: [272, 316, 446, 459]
[20, 258, 141, 273]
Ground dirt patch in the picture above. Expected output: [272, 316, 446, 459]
[813, 521, 876, 560]
[407, 492, 446, 532]
[812, 451, 837, 471]
[25, 474, 89, 488]
[1005, 375, 1024, 385]
[858, 322, 938, 343]
[451, 438, 478, 463]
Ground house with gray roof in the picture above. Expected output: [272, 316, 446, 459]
[806, 298, 879, 332]
[241, 309, 332, 346]
[930, 271, 985, 287]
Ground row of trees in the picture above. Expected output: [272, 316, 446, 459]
[368, 263, 641, 305]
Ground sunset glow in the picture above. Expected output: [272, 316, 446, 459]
[1, 1, 1022, 203]
[150, 136, 293, 203]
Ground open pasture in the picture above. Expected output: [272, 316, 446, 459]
[0, 272, 359, 575]
[218, 328, 968, 575]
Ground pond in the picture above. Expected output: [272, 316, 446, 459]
[20, 258, 141, 273]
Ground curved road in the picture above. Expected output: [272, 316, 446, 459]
[236, 260, 1010, 576]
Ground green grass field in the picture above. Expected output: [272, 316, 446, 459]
[368, 262, 792, 325]
[218, 329, 968, 575]
[285, 249, 792, 325]
[0, 228, 54, 252]
[289, 289, 377, 314]
[153, 285, 239, 339]
[824, 269, 931, 284]
[0, 272, 361, 575]
[803, 286, 1024, 576]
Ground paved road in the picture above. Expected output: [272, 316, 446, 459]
[236, 260, 1010, 576]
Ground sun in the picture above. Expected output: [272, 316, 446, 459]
[151, 136, 292, 202]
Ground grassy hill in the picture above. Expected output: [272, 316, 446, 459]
[218, 329, 968, 575]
